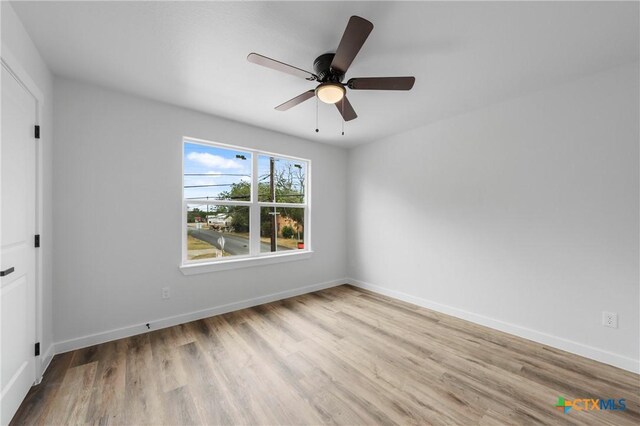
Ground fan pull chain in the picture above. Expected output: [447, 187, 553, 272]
[315, 97, 319, 133]
[341, 98, 345, 136]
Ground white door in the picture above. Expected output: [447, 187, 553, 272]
[0, 65, 37, 425]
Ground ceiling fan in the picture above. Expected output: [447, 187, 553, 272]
[247, 15, 415, 122]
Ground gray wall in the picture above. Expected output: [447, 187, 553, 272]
[347, 63, 640, 372]
[52, 78, 347, 347]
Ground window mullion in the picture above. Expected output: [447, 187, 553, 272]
[258, 202, 306, 209]
[250, 152, 260, 256]
[183, 200, 188, 265]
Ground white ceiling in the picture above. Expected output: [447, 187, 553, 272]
[11, 1, 640, 147]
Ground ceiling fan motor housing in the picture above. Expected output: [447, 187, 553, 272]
[314, 53, 345, 83]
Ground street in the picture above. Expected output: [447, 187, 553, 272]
[189, 228, 292, 255]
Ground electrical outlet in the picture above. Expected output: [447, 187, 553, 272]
[162, 287, 170, 300]
[602, 311, 618, 329]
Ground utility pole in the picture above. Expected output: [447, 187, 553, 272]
[270, 157, 277, 252]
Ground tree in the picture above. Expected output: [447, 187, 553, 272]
[187, 207, 202, 223]
[218, 160, 306, 237]
[281, 225, 294, 239]
[219, 181, 250, 232]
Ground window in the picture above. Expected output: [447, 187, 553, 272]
[182, 138, 310, 272]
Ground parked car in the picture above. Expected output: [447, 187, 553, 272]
[207, 214, 233, 232]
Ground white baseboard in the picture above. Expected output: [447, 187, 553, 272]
[347, 278, 640, 374]
[55, 278, 346, 354]
[35, 344, 55, 385]
[40, 344, 54, 372]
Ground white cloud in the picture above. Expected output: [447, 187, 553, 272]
[184, 174, 247, 187]
[186, 152, 243, 170]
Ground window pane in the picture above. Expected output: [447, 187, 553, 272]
[258, 155, 306, 203]
[186, 204, 250, 260]
[184, 142, 252, 201]
[260, 207, 305, 253]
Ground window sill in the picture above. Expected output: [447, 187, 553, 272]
[179, 250, 313, 275]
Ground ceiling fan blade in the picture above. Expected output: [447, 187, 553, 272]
[275, 90, 315, 111]
[336, 96, 357, 121]
[248, 53, 317, 81]
[347, 77, 415, 90]
[330, 16, 374, 74]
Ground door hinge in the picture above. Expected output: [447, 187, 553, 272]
[34, 125, 40, 139]
[35, 342, 40, 357]
[35, 234, 40, 248]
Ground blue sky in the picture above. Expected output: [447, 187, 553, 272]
[184, 141, 307, 204]
[183, 142, 251, 200]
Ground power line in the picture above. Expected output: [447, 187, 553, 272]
[185, 196, 251, 200]
[184, 173, 250, 176]
[184, 184, 238, 188]
[185, 194, 304, 201]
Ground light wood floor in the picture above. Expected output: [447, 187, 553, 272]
[11, 285, 640, 425]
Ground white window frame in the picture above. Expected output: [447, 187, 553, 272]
[180, 137, 312, 275]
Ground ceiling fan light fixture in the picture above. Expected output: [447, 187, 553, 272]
[315, 83, 345, 104]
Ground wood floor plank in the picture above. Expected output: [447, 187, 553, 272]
[176, 340, 236, 425]
[150, 327, 190, 393]
[122, 334, 165, 425]
[9, 351, 75, 426]
[84, 339, 127, 425]
[229, 315, 327, 425]
[46, 361, 98, 425]
[162, 385, 201, 426]
[11, 285, 640, 425]
[199, 315, 278, 425]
